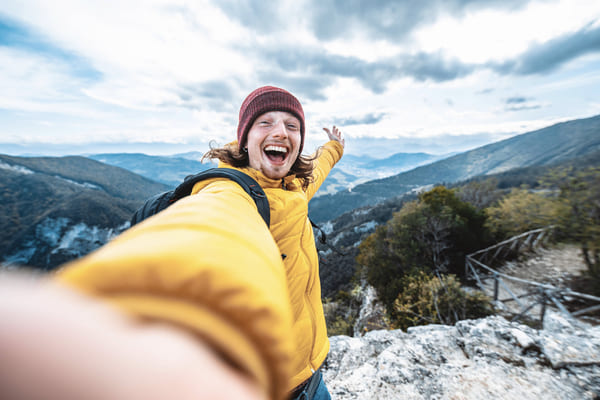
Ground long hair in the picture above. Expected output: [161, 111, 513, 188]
[202, 142, 317, 190]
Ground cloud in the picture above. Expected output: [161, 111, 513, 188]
[307, 0, 530, 41]
[335, 113, 386, 126]
[505, 96, 529, 104]
[256, 46, 474, 100]
[503, 96, 542, 112]
[209, 1, 284, 34]
[344, 130, 516, 156]
[505, 103, 542, 112]
[213, 0, 532, 42]
[0, 14, 100, 81]
[490, 23, 600, 75]
[171, 80, 238, 111]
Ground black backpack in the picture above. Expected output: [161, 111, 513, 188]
[130, 168, 270, 228]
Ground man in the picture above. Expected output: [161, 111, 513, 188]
[0, 86, 344, 400]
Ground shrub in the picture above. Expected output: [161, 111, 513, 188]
[392, 271, 493, 331]
[356, 186, 492, 311]
[484, 187, 565, 240]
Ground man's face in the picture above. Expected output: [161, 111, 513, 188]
[246, 111, 301, 180]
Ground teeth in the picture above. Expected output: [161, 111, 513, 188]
[264, 145, 288, 153]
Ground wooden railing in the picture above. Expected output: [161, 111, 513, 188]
[465, 227, 600, 325]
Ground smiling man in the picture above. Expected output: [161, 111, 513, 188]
[198, 86, 345, 399]
[0, 86, 344, 400]
[15, 86, 345, 400]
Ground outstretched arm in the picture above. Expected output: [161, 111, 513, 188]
[0, 273, 265, 400]
[305, 126, 345, 200]
[1, 182, 295, 400]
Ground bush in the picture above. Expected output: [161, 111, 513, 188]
[322, 286, 362, 336]
[550, 167, 600, 294]
[392, 271, 493, 331]
[484, 187, 565, 241]
[356, 186, 492, 311]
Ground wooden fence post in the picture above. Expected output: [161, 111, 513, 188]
[493, 273, 499, 302]
[540, 289, 547, 326]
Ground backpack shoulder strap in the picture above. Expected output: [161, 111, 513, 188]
[174, 168, 270, 228]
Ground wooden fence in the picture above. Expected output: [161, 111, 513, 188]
[465, 227, 600, 325]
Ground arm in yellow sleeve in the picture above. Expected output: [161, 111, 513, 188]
[55, 180, 294, 400]
[305, 140, 344, 200]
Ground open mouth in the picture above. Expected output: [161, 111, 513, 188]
[263, 144, 289, 164]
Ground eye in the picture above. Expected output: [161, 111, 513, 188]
[286, 119, 300, 130]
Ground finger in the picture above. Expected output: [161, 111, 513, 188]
[323, 127, 331, 135]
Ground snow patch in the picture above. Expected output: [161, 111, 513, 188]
[354, 220, 377, 234]
[0, 161, 34, 174]
[54, 175, 102, 190]
[37, 217, 71, 247]
[320, 221, 334, 235]
[351, 208, 371, 217]
[410, 184, 434, 194]
[2, 217, 128, 268]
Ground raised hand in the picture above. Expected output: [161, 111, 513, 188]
[323, 126, 345, 148]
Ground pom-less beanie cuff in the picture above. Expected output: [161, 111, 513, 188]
[237, 86, 305, 153]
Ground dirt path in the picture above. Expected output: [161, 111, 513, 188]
[499, 243, 587, 287]
[478, 243, 592, 323]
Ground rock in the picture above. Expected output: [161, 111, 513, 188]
[323, 315, 600, 399]
[539, 311, 600, 368]
[353, 284, 388, 336]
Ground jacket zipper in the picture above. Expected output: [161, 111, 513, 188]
[282, 177, 317, 372]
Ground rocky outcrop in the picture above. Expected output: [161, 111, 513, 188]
[324, 312, 600, 399]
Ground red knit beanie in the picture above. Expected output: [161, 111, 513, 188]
[237, 86, 305, 153]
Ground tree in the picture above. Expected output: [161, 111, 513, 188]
[455, 178, 503, 210]
[356, 186, 491, 310]
[392, 271, 492, 331]
[552, 167, 600, 291]
[484, 188, 564, 240]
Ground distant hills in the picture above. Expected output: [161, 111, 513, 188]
[0, 155, 169, 269]
[318, 152, 441, 196]
[89, 150, 440, 196]
[309, 114, 600, 222]
[3, 113, 599, 274]
[88, 153, 216, 187]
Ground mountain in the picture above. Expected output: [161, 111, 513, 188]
[315, 152, 440, 197]
[0, 154, 169, 270]
[88, 153, 217, 187]
[89, 151, 439, 196]
[171, 151, 204, 161]
[309, 114, 600, 223]
[324, 313, 600, 399]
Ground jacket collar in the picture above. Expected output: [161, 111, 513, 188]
[218, 161, 299, 190]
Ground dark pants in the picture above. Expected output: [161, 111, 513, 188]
[291, 370, 331, 400]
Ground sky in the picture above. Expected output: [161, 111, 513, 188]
[1, 0, 600, 158]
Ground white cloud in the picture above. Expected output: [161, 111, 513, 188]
[1, 0, 600, 157]
[414, 0, 600, 63]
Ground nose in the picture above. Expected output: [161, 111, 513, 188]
[271, 120, 289, 139]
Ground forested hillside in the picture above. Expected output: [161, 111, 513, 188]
[319, 150, 600, 336]
[0, 154, 169, 269]
[310, 114, 600, 222]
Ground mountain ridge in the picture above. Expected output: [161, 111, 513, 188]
[309, 114, 600, 222]
[0, 154, 169, 269]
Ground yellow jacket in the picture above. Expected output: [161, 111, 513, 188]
[56, 140, 343, 399]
